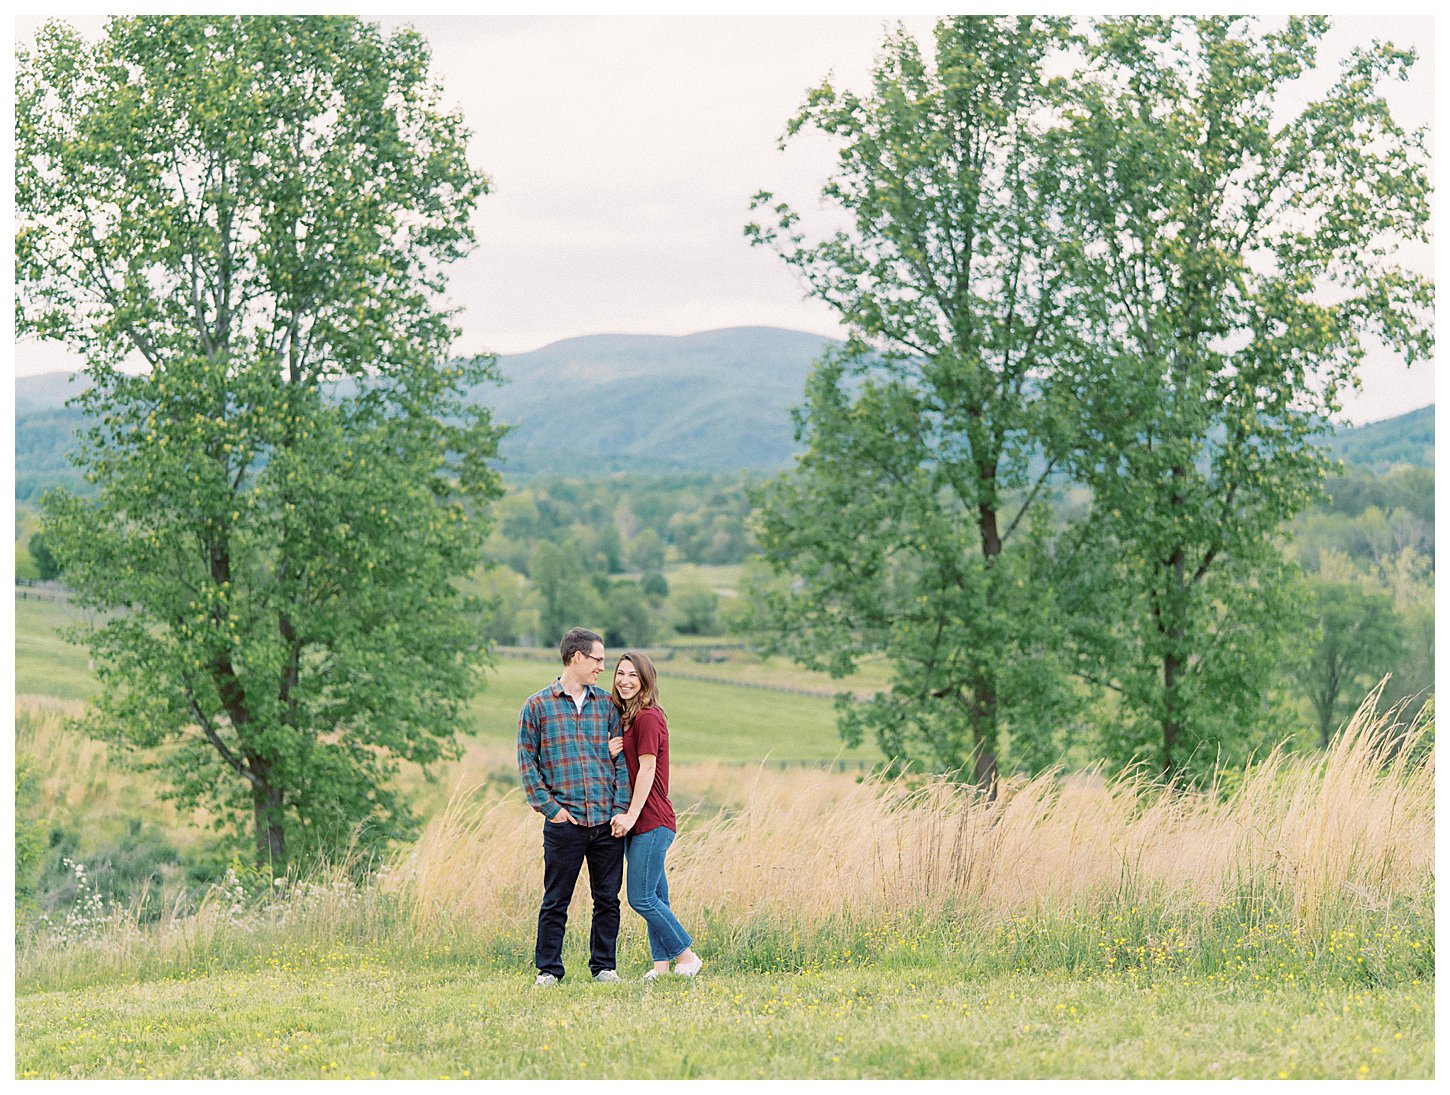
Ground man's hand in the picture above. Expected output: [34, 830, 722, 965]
[610, 812, 634, 838]
[608, 735, 624, 759]
[549, 807, 578, 825]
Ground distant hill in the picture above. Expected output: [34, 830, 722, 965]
[1325, 403, 1434, 473]
[12, 331, 1433, 499]
[475, 326, 836, 475]
[12, 327, 836, 497]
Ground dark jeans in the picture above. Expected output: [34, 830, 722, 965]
[535, 819, 625, 979]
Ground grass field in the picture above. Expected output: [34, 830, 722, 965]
[17, 956, 1432, 1080]
[14, 596, 101, 702]
[16, 593, 879, 767]
[11, 588, 1435, 1080]
[466, 656, 881, 765]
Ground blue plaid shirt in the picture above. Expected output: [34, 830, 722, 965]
[517, 678, 630, 825]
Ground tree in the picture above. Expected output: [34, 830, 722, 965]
[473, 564, 541, 647]
[17, 16, 503, 870]
[601, 580, 658, 648]
[530, 540, 604, 646]
[668, 568, 720, 636]
[640, 570, 670, 601]
[1304, 579, 1405, 746]
[627, 528, 666, 573]
[746, 16, 1082, 783]
[27, 532, 61, 580]
[1056, 16, 1432, 774]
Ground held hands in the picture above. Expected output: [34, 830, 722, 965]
[608, 735, 624, 759]
[549, 807, 578, 825]
[610, 812, 636, 839]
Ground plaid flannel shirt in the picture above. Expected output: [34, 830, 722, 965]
[517, 679, 630, 825]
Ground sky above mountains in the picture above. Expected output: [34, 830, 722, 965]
[12, 13, 1435, 425]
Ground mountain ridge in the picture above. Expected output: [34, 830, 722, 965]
[13, 326, 1434, 495]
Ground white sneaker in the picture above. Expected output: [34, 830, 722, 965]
[642, 970, 661, 982]
[674, 956, 703, 977]
[593, 969, 621, 983]
[534, 972, 559, 987]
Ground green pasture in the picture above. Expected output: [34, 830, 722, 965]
[470, 653, 880, 765]
[14, 595, 99, 702]
[14, 592, 879, 767]
[15, 952, 1432, 1080]
[663, 561, 744, 591]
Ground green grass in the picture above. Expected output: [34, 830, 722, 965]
[14, 595, 99, 702]
[646, 646, 894, 695]
[15, 949, 1432, 1080]
[663, 561, 744, 590]
[14, 594, 878, 766]
[467, 653, 880, 765]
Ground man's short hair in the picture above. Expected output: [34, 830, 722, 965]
[559, 627, 603, 665]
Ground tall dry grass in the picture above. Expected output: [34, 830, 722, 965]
[17, 693, 1431, 990]
[15, 697, 216, 849]
[394, 695, 1432, 946]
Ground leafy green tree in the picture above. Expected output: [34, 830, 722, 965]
[601, 580, 658, 648]
[627, 528, 667, 573]
[597, 522, 624, 574]
[1304, 579, 1405, 746]
[746, 16, 1082, 783]
[27, 531, 61, 580]
[1057, 16, 1432, 774]
[1386, 601, 1434, 721]
[473, 565, 541, 647]
[17, 16, 503, 870]
[640, 570, 670, 601]
[530, 541, 604, 647]
[669, 569, 720, 636]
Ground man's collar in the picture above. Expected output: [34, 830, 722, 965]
[553, 677, 600, 699]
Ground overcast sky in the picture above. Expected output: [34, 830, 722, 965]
[11, 13, 1436, 424]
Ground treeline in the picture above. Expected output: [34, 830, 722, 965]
[457, 461, 1433, 756]
[1287, 466, 1434, 743]
[469, 474, 759, 649]
[14, 408, 86, 501]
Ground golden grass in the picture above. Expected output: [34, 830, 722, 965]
[15, 697, 216, 853]
[15, 688, 1431, 990]
[393, 694, 1432, 940]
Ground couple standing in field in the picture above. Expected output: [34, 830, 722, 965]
[516, 626, 705, 985]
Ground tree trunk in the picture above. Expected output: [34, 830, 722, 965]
[252, 778, 286, 871]
[1162, 649, 1181, 777]
[1161, 438, 1188, 777]
[971, 670, 999, 799]
[972, 457, 1002, 797]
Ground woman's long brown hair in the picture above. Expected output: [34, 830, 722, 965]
[611, 650, 665, 729]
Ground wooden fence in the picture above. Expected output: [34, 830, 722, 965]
[14, 580, 72, 604]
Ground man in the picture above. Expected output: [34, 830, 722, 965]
[517, 626, 631, 986]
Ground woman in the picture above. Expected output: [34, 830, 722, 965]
[608, 650, 703, 980]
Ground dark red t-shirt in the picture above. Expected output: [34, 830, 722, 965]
[623, 706, 676, 835]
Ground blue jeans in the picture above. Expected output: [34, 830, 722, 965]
[625, 826, 692, 962]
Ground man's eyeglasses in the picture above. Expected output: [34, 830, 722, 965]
[582, 653, 606, 666]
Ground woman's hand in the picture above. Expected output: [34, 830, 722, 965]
[610, 812, 635, 838]
[608, 735, 624, 758]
